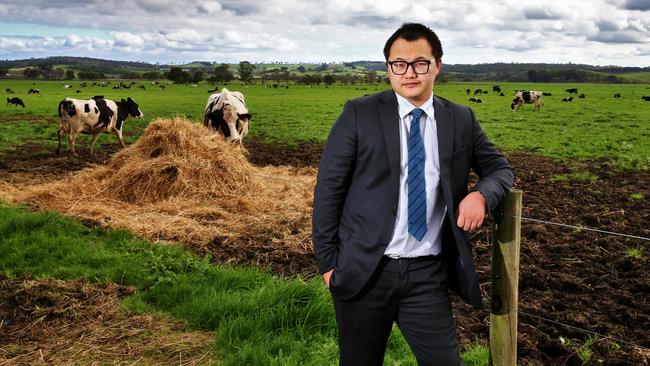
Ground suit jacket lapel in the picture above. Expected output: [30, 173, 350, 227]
[434, 95, 454, 177]
[379, 91, 400, 180]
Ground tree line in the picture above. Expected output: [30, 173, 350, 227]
[2, 56, 648, 84]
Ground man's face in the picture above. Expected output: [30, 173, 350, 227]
[387, 37, 441, 107]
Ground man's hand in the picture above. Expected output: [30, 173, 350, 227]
[323, 269, 334, 288]
[456, 191, 487, 231]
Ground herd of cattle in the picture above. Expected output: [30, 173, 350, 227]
[3, 82, 650, 156]
[52, 87, 250, 156]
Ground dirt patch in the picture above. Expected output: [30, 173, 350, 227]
[0, 275, 215, 365]
[0, 137, 648, 365]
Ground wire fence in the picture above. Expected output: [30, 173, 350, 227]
[496, 208, 649, 352]
[506, 214, 650, 242]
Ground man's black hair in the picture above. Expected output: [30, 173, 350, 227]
[383, 23, 443, 61]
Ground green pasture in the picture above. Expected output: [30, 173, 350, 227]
[1, 79, 649, 168]
[0, 78, 648, 363]
[0, 203, 488, 365]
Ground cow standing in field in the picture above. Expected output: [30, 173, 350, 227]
[565, 88, 578, 94]
[7, 97, 25, 107]
[204, 88, 251, 144]
[511, 91, 543, 111]
[57, 96, 143, 156]
[28, 88, 40, 95]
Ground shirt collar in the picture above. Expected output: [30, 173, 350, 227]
[396, 93, 435, 121]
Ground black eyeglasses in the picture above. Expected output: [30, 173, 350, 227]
[387, 59, 434, 75]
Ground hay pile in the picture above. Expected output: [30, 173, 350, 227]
[1, 117, 316, 268]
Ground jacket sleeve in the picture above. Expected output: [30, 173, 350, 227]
[468, 108, 514, 213]
[312, 101, 358, 274]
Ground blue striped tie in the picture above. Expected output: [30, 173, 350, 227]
[408, 108, 427, 241]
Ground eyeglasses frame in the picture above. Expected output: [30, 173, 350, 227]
[387, 59, 436, 75]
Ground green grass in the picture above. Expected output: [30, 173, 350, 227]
[624, 247, 643, 259]
[616, 72, 650, 83]
[0, 203, 485, 365]
[1, 80, 649, 168]
[629, 192, 645, 200]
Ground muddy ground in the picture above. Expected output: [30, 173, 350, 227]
[0, 138, 648, 365]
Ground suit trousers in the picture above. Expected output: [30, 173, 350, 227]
[331, 255, 463, 366]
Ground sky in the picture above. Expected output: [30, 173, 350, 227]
[0, 0, 649, 67]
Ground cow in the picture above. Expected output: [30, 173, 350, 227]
[562, 97, 573, 102]
[613, 93, 621, 98]
[468, 97, 483, 103]
[473, 89, 483, 95]
[565, 88, 578, 94]
[499, 92, 505, 96]
[465, 88, 471, 96]
[492, 85, 501, 93]
[578, 93, 586, 99]
[5, 88, 14, 94]
[203, 88, 251, 144]
[7, 97, 25, 107]
[28, 88, 40, 95]
[542, 92, 552, 96]
[642, 96, 650, 101]
[511, 91, 543, 111]
[57, 96, 143, 156]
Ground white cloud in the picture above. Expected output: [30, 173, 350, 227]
[0, 0, 647, 66]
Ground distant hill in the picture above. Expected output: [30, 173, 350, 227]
[0, 56, 648, 83]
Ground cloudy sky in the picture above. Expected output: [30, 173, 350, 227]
[0, 0, 649, 66]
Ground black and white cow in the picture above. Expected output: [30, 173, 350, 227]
[203, 88, 251, 144]
[565, 88, 578, 94]
[7, 97, 25, 107]
[511, 91, 543, 111]
[28, 88, 40, 95]
[641, 96, 650, 101]
[57, 96, 143, 156]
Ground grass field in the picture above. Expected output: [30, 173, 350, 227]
[0, 203, 488, 365]
[1, 78, 648, 364]
[1, 79, 649, 168]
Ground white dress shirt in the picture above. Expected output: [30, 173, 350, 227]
[384, 93, 446, 258]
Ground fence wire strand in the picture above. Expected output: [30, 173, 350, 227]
[505, 214, 649, 242]
[516, 310, 648, 350]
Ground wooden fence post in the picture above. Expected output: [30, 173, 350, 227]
[489, 190, 522, 366]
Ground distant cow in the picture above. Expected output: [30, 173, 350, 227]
[468, 97, 483, 103]
[562, 97, 574, 102]
[57, 96, 143, 156]
[465, 88, 471, 96]
[642, 96, 650, 101]
[542, 92, 552, 96]
[578, 93, 586, 99]
[492, 85, 501, 93]
[5, 88, 14, 94]
[613, 93, 621, 98]
[7, 97, 25, 107]
[28, 88, 40, 95]
[511, 91, 543, 111]
[565, 88, 578, 94]
[473, 89, 483, 95]
[204, 88, 251, 144]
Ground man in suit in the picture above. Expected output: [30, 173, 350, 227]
[312, 23, 514, 365]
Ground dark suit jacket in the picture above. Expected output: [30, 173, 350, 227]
[312, 90, 514, 308]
